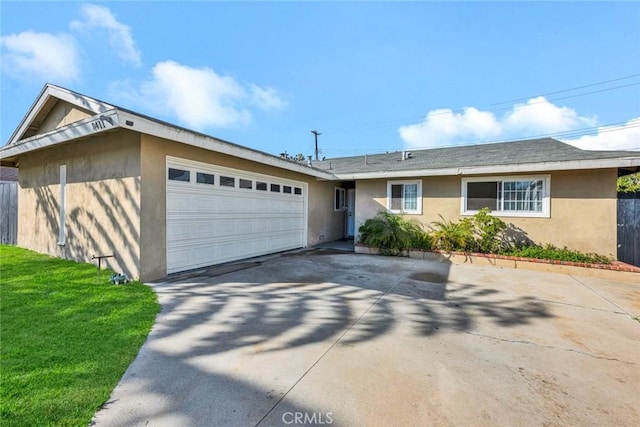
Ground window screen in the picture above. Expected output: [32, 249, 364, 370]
[390, 184, 403, 210]
[467, 182, 498, 210]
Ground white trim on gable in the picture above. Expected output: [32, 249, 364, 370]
[7, 84, 114, 146]
[1, 110, 120, 160]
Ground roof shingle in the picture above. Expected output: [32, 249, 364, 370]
[313, 138, 639, 175]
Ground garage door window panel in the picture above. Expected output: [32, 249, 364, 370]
[220, 176, 235, 187]
[169, 168, 190, 182]
[196, 172, 215, 185]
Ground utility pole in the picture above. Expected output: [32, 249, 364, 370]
[311, 130, 321, 161]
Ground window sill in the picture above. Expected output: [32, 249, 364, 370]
[461, 210, 550, 219]
[389, 210, 422, 215]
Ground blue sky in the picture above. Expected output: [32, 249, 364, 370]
[2, 1, 639, 158]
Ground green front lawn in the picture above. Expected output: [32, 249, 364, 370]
[0, 246, 159, 426]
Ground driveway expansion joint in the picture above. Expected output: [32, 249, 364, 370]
[532, 297, 627, 315]
[464, 331, 636, 365]
[253, 259, 421, 427]
[569, 275, 634, 319]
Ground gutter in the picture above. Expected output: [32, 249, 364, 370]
[332, 157, 640, 180]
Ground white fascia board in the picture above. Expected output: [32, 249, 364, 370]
[0, 110, 119, 160]
[117, 110, 336, 180]
[333, 157, 640, 180]
[334, 168, 461, 180]
[7, 84, 114, 146]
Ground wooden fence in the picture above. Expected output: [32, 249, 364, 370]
[618, 191, 639, 267]
[0, 182, 18, 244]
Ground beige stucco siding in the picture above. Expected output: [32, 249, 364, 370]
[140, 135, 343, 281]
[355, 169, 618, 257]
[37, 101, 93, 135]
[17, 131, 142, 277]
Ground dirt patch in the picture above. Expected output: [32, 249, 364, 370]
[410, 271, 448, 283]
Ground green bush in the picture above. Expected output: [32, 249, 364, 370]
[360, 210, 610, 265]
[471, 208, 510, 253]
[617, 172, 640, 193]
[504, 244, 612, 265]
[429, 215, 475, 251]
[359, 211, 426, 255]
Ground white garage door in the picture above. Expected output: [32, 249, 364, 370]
[166, 157, 307, 274]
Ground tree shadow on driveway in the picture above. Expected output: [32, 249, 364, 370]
[93, 252, 552, 426]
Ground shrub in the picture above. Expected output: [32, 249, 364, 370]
[359, 211, 426, 255]
[430, 215, 475, 251]
[505, 244, 612, 265]
[617, 172, 640, 193]
[411, 232, 433, 250]
[471, 208, 510, 253]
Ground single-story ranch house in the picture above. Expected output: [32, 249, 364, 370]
[2, 84, 639, 281]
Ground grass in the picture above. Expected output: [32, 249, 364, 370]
[0, 245, 160, 426]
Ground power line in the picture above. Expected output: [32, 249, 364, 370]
[492, 82, 640, 113]
[320, 73, 640, 136]
[320, 119, 640, 156]
[490, 72, 640, 106]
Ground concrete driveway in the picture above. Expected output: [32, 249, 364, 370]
[92, 250, 640, 426]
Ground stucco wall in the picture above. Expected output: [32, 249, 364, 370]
[140, 135, 343, 281]
[355, 169, 618, 257]
[37, 101, 93, 135]
[17, 131, 142, 277]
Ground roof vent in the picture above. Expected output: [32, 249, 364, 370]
[402, 151, 412, 160]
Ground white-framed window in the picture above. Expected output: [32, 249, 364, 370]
[461, 175, 551, 218]
[334, 187, 346, 211]
[58, 165, 67, 245]
[387, 180, 422, 214]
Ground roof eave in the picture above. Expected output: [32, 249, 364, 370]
[332, 157, 640, 180]
[115, 110, 336, 180]
[5, 84, 115, 147]
[0, 110, 120, 162]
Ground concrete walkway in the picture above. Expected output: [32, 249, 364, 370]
[92, 252, 640, 426]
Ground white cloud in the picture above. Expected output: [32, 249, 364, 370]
[0, 31, 80, 82]
[563, 118, 640, 151]
[399, 97, 598, 149]
[71, 3, 141, 66]
[112, 61, 287, 129]
[249, 85, 288, 110]
[503, 97, 596, 134]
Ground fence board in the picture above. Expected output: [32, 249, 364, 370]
[618, 191, 639, 267]
[0, 182, 18, 244]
